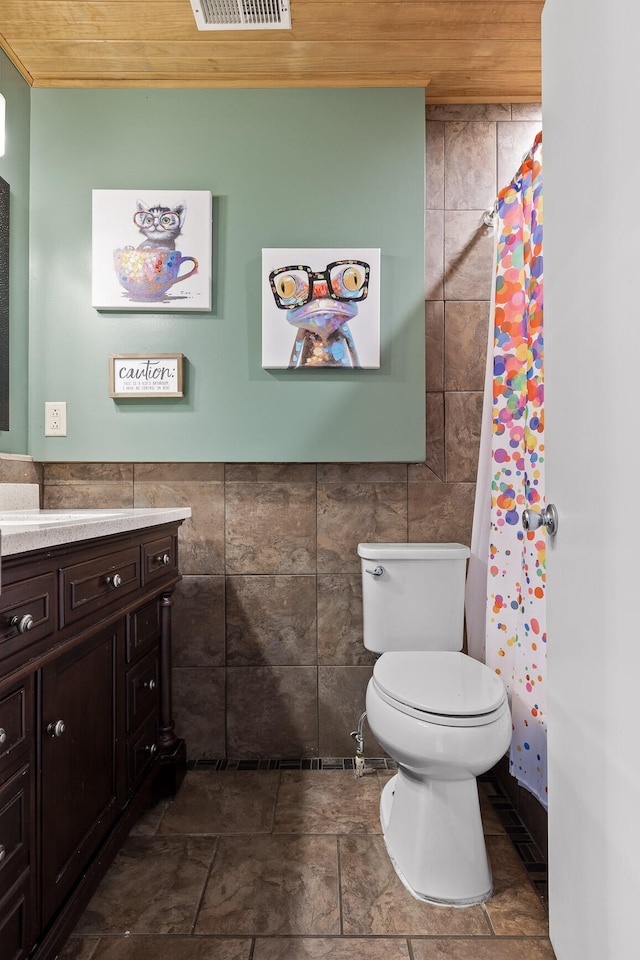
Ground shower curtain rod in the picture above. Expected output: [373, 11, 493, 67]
[482, 145, 535, 227]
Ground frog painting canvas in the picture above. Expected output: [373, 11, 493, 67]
[262, 248, 381, 368]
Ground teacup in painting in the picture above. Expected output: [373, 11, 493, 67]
[113, 248, 198, 302]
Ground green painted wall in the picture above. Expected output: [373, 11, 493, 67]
[0, 51, 30, 454]
[29, 88, 425, 462]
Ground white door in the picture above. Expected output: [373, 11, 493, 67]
[544, 1, 640, 957]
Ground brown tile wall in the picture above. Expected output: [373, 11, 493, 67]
[18, 103, 543, 764]
[0, 457, 42, 487]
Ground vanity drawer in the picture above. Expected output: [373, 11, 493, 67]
[127, 713, 159, 791]
[0, 574, 55, 663]
[0, 763, 31, 902]
[126, 651, 159, 734]
[0, 680, 32, 779]
[141, 533, 178, 587]
[60, 546, 141, 627]
[127, 598, 161, 662]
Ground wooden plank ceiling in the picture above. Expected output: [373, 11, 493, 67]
[0, 1, 544, 103]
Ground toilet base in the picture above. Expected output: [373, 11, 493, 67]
[380, 770, 493, 906]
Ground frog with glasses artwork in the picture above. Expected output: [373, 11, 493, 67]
[264, 249, 380, 368]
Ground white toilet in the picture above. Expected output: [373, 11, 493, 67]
[358, 542, 512, 906]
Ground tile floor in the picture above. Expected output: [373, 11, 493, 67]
[61, 765, 556, 960]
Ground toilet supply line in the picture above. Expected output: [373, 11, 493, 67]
[350, 711, 368, 777]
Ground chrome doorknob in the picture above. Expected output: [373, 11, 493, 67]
[522, 503, 558, 538]
[522, 509, 544, 530]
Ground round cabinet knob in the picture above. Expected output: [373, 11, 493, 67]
[47, 720, 66, 738]
[10, 613, 34, 634]
[144, 743, 158, 756]
[0, 728, 6, 745]
[156, 553, 171, 565]
[0, 844, 6, 863]
[143, 678, 157, 692]
[107, 573, 123, 588]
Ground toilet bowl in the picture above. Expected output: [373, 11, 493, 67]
[357, 542, 512, 906]
[365, 650, 511, 904]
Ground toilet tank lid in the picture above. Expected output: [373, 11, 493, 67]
[357, 542, 470, 561]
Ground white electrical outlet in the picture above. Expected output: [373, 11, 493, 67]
[45, 401, 67, 437]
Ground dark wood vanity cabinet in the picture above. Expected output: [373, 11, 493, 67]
[0, 674, 35, 960]
[40, 622, 124, 928]
[0, 522, 186, 960]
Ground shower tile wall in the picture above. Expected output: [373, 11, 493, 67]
[33, 102, 542, 762]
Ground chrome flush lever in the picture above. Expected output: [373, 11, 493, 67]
[365, 566, 384, 577]
[522, 504, 559, 538]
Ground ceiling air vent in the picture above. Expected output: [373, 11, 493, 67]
[190, 0, 291, 30]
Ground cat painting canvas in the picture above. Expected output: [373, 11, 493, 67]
[92, 190, 212, 310]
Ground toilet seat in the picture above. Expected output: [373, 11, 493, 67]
[372, 651, 508, 728]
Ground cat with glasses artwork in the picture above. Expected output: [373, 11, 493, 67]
[134, 200, 186, 252]
[92, 189, 212, 310]
[112, 198, 198, 302]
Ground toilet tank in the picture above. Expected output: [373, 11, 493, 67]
[357, 542, 470, 654]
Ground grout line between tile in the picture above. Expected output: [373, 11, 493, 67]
[189, 835, 219, 936]
[481, 902, 497, 936]
[83, 937, 101, 960]
[270, 768, 283, 833]
[336, 835, 344, 937]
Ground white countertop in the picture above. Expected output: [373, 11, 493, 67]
[0, 507, 192, 556]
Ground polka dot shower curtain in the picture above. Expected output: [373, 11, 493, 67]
[466, 132, 546, 807]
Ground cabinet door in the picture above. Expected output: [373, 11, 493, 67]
[0, 876, 32, 960]
[40, 623, 124, 925]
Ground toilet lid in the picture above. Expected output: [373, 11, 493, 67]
[372, 651, 506, 718]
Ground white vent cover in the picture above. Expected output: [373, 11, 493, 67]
[190, 0, 291, 30]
